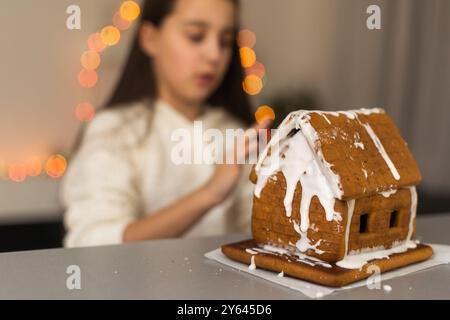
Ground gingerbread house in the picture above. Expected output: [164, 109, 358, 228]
[222, 108, 433, 287]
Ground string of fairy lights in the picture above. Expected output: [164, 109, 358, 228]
[0, 1, 141, 183]
[237, 30, 276, 125]
[1, 1, 274, 183]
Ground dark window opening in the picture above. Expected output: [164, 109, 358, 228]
[359, 213, 369, 234]
[389, 210, 399, 228]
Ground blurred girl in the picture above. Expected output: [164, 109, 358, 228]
[61, 0, 270, 247]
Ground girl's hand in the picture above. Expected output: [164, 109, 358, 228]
[204, 119, 272, 205]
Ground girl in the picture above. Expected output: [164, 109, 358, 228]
[61, 0, 271, 247]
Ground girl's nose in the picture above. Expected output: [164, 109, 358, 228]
[203, 36, 222, 65]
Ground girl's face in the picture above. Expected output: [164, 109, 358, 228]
[140, 0, 236, 107]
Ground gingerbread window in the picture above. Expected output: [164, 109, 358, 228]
[359, 213, 369, 234]
[389, 210, 399, 228]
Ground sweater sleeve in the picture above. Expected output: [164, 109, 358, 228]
[60, 112, 141, 248]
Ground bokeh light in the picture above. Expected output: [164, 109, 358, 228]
[45, 155, 67, 179]
[113, 11, 132, 31]
[8, 163, 27, 182]
[88, 33, 106, 53]
[120, 1, 141, 22]
[243, 74, 263, 95]
[255, 105, 276, 124]
[245, 61, 266, 78]
[237, 29, 256, 48]
[80, 50, 101, 70]
[78, 69, 98, 88]
[26, 157, 43, 177]
[75, 102, 96, 122]
[101, 26, 121, 46]
[240, 47, 256, 69]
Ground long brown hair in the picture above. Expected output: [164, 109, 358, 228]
[105, 0, 253, 125]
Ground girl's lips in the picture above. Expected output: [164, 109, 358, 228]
[196, 74, 217, 87]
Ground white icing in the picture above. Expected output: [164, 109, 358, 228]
[383, 285, 392, 292]
[362, 122, 400, 181]
[254, 108, 388, 204]
[293, 223, 324, 254]
[249, 256, 256, 270]
[353, 132, 365, 150]
[380, 189, 397, 198]
[336, 240, 417, 269]
[300, 119, 344, 199]
[315, 292, 324, 298]
[260, 245, 289, 255]
[322, 114, 332, 125]
[254, 110, 344, 200]
[245, 249, 259, 255]
[362, 169, 368, 179]
[407, 187, 417, 241]
[354, 141, 365, 150]
[343, 200, 355, 256]
[277, 271, 284, 277]
[252, 245, 332, 269]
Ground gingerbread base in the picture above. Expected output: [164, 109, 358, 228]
[221, 240, 433, 287]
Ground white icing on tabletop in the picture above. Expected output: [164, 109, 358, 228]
[249, 256, 256, 270]
[277, 271, 284, 277]
[383, 284, 392, 292]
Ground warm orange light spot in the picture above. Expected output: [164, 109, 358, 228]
[45, 155, 67, 179]
[120, 1, 141, 22]
[80, 50, 101, 70]
[243, 74, 263, 95]
[88, 33, 106, 53]
[237, 29, 256, 48]
[75, 102, 96, 122]
[113, 11, 132, 31]
[255, 105, 276, 124]
[26, 157, 43, 177]
[245, 61, 266, 78]
[240, 47, 256, 68]
[101, 26, 121, 46]
[8, 163, 27, 182]
[78, 69, 98, 88]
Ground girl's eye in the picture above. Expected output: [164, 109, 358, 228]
[187, 33, 205, 43]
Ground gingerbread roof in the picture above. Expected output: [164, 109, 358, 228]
[254, 108, 422, 200]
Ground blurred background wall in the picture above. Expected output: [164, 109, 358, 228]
[0, 0, 449, 251]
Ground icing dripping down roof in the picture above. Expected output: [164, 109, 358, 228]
[253, 108, 422, 200]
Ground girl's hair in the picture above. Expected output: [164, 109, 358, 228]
[105, 0, 253, 125]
